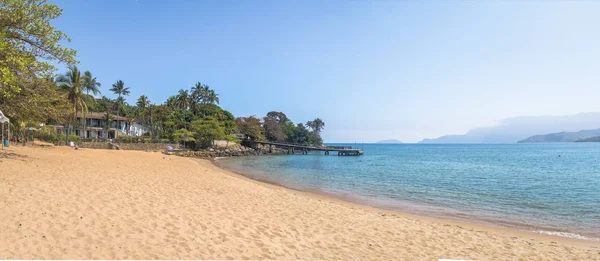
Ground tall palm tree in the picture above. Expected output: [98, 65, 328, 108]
[136, 95, 150, 109]
[109, 80, 130, 115]
[102, 109, 112, 140]
[208, 89, 219, 105]
[82, 71, 101, 96]
[191, 82, 203, 105]
[175, 89, 190, 110]
[113, 96, 126, 116]
[56, 66, 87, 143]
[136, 95, 150, 127]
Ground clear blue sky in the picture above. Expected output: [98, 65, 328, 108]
[51, 0, 600, 143]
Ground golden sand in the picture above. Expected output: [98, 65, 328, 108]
[1, 146, 599, 260]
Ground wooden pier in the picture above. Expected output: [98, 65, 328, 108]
[242, 140, 364, 156]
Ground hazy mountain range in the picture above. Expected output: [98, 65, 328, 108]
[376, 139, 403, 144]
[518, 129, 600, 143]
[419, 112, 600, 143]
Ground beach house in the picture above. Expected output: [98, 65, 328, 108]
[49, 112, 130, 139]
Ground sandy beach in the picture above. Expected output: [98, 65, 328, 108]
[1, 146, 599, 260]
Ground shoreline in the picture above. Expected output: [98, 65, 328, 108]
[212, 156, 600, 243]
[2, 146, 599, 260]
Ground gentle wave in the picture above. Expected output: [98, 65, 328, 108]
[534, 230, 597, 241]
[216, 143, 600, 240]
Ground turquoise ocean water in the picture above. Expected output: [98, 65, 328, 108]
[215, 143, 600, 240]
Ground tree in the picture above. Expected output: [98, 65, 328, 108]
[306, 118, 325, 134]
[102, 109, 112, 140]
[56, 66, 87, 142]
[263, 111, 288, 142]
[0, 77, 71, 141]
[175, 89, 190, 111]
[292, 123, 310, 145]
[235, 116, 264, 141]
[208, 89, 219, 105]
[136, 95, 150, 109]
[82, 71, 101, 96]
[173, 128, 195, 148]
[92, 96, 113, 113]
[0, 0, 77, 99]
[113, 96, 127, 116]
[191, 117, 224, 148]
[306, 118, 325, 146]
[0, 0, 76, 138]
[190, 82, 204, 105]
[110, 80, 129, 115]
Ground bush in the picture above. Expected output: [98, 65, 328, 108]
[56, 134, 66, 143]
[81, 138, 106, 143]
[147, 138, 168, 143]
[225, 135, 242, 143]
[115, 136, 137, 143]
[67, 135, 81, 143]
[34, 126, 58, 142]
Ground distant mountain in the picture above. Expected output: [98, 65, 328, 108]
[377, 139, 403, 144]
[419, 112, 600, 144]
[575, 136, 600, 142]
[518, 129, 600, 143]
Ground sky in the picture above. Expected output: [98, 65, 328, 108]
[50, 0, 600, 143]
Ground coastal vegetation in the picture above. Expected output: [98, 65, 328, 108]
[0, 0, 326, 149]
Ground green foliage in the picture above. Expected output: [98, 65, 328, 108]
[56, 66, 88, 132]
[263, 111, 288, 142]
[82, 71, 101, 96]
[67, 134, 80, 142]
[306, 118, 325, 146]
[0, 0, 77, 99]
[0, 0, 75, 139]
[110, 80, 129, 115]
[258, 112, 325, 146]
[34, 126, 58, 142]
[115, 136, 137, 143]
[225, 135, 241, 143]
[173, 128, 196, 147]
[0, 78, 71, 133]
[235, 116, 264, 141]
[190, 117, 225, 148]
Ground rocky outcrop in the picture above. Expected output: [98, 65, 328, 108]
[171, 144, 287, 159]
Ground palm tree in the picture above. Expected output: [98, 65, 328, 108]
[208, 89, 219, 105]
[82, 71, 101, 96]
[102, 110, 112, 140]
[56, 66, 87, 143]
[113, 96, 126, 116]
[191, 82, 203, 105]
[165, 96, 177, 110]
[109, 80, 130, 115]
[136, 95, 150, 109]
[136, 95, 150, 127]
[175, 89, 190, 110]
[201, 85, 210, 104]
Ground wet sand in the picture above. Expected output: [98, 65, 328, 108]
[1, 146, 599, 260]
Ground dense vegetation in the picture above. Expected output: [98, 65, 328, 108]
[0, 0, 326, 149]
